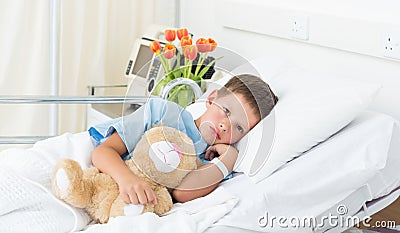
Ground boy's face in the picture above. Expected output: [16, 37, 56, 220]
[196, 90, 259, 145]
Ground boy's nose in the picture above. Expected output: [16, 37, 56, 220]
[218, 121, 230, 132]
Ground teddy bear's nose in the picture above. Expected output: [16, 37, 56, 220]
[149, 141, 182, 173]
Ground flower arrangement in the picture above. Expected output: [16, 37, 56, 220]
[149, 28, 218, 107]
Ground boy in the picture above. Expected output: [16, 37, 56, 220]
[89, 74, 278, 205]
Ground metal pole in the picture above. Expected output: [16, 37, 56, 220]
[49, 0, 60, 136]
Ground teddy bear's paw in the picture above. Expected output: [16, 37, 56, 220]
[55, 168, 71, 198]
[154, 203, 172, 216]
[123, 204, 144, 216]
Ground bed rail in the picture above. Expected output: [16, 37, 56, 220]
[0, 136, 55, 144]
[0, 95, 149, 104]
[0, 80, 202, 144]
[0, 95, 152, 144]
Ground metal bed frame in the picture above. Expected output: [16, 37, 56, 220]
[0, 95, 150, 144]
[0, 78, 203, 145]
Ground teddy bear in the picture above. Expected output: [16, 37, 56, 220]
[51, 126, 199, 224]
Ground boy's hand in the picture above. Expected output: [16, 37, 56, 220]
[205, 144, 238, 161]
[117, 174, 158, 205]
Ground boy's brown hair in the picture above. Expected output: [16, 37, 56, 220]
[217, 74, 278, 121]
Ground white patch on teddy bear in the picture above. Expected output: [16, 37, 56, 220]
[149, 141, 182, 173]
[55, 169, 70, 198]
[123, 204, 144, 216]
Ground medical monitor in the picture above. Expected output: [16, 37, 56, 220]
[125, 38, 165, 96]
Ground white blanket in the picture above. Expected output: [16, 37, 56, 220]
[0, 132, 238, 233]
[0, 132, 93, 233]
[83, 187, 238, 233]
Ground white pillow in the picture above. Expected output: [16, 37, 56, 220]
[187, 56, 381, 183]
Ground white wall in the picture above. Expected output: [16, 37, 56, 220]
[181, 0, 400, 121]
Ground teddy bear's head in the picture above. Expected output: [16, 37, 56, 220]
[128, 126, 198, 189]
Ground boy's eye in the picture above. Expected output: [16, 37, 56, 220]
[237, 125, 244, 134]
[222, 107, 230, 116]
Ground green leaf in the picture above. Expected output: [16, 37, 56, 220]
[197, 55, 223, 78]
[153, 79, 168, 96]
[197, 59, 216, 78]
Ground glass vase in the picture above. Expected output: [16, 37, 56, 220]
[152, 77, 205, 108]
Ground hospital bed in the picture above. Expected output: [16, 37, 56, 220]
[0, 57, 399, 233]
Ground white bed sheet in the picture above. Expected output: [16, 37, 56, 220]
[208, 111, 400, 233]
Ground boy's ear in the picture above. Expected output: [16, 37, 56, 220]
[206, 90, 218, 107]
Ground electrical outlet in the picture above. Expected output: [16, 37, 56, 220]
[290, 16, 309, 40]
[383, 31, 400, 60]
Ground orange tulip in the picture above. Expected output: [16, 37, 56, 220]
[207, 38, 217, 52]
[164, 29, 176, 42]
[183, 45, 198, 61]
[177, 28, 188, 40]
[196, 38, 209, 53]
[150, 40, 161, 54]
[163, 44, 176, 59]
[180, 35, 192, 48]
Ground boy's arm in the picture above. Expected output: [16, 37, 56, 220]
[91, 132, 157, 205]
[172, 144, 238, 203]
